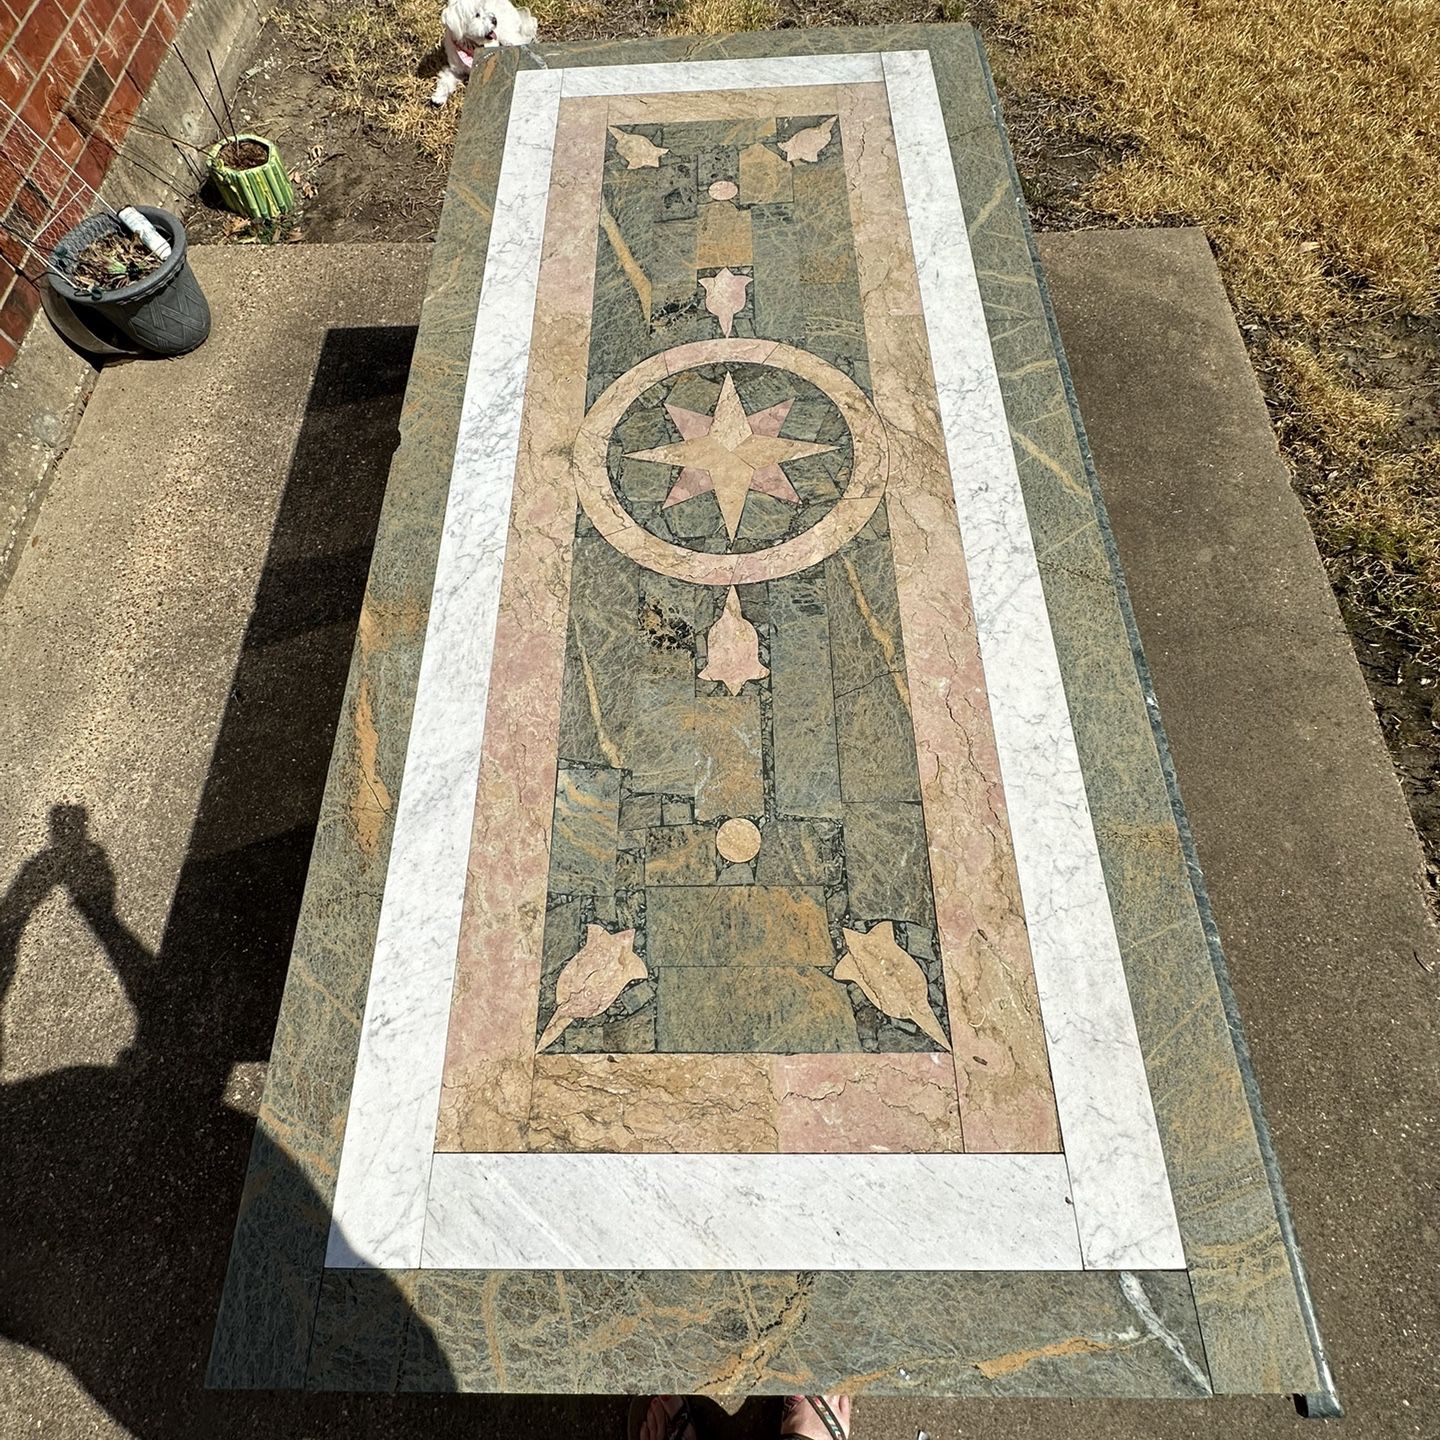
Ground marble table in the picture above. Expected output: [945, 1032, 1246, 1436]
[210, 25, 1330, 1403]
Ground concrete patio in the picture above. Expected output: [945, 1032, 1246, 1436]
[0, 231, 1434, 1435]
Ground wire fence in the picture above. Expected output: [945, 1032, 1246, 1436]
[0, 43, 235, 285]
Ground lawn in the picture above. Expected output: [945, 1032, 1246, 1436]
[1005, 0, 1440, 667]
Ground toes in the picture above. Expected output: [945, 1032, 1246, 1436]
[781, 1395, 851, 1440]
[643, 1395, 685, 1440]
[641, 1396, 668, 1440]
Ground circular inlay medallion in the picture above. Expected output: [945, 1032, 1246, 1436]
[608, 361, 853, 555]
[708, 179, 739, 201]
[573, 340, 888, 586]
[716, 817, 763, 864]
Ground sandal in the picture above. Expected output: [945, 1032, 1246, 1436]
[781, 1395, 851, 1440]
[627, 1395, 698, 1440]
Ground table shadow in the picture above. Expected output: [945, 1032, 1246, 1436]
[0, 325, 617, 1436]
[0, 321, 809, 1438]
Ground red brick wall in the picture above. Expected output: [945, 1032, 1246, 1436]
[0, 0, 189, 369]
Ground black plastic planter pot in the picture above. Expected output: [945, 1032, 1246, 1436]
[49, 206, 210, 357]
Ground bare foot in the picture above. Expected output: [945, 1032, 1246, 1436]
[781, 1395, 852, 1440]
[638, 1395, 697, 1440]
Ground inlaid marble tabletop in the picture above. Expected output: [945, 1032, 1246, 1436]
[211, 25, 1329, 1401]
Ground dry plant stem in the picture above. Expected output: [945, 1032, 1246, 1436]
[73, 232, 162, 292]
[172, 41, 231, 142]
[208, 47, 242, 140]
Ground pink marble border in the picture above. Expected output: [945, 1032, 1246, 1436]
[521, 1053, 966, 1154]
[838, 83, 1060, 1150]
[438, 84, 1059, 1156]
[435, 96, 609, 1151]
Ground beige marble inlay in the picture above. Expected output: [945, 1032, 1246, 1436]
[607, 124, 667, 168]
[527, 1055, 778, 1152]
[780, 115, 838, 165]
[699, 587, 769, 696]
[523, 1052, 969, 1155]
[716, 817, 763, 864]
[537, 924, 647, 1052]
[699, 267, 752, 338]
[605, 86, 839, 126]
[835, 922, 951, 1051]
[630, 375, 830, 540]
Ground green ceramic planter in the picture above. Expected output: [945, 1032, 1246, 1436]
[207, 134, 294, 220]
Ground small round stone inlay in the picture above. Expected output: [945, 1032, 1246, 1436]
[716, 817, 762, 864]
[708, 179, 739, 201]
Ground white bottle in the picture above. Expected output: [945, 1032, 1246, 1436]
[118, 207, 172, 260]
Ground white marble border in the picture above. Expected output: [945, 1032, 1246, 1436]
[561, 52, 883, 97]
[425, 1153, 1082, 1269]
[882, 48, 1183, 1268]
[328, 51, 1185, 1274]
[325, 67, 564, 1269]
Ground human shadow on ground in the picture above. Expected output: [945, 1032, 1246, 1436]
[0, 326, 634, 1437]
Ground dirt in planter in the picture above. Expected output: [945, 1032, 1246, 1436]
[70, 231, 163, 293]
[217, 139, 270, 170]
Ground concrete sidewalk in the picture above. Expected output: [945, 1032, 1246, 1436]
[0, 233, 1434, 1437]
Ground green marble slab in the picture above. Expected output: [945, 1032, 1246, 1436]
[208, 25, 1329, 1405]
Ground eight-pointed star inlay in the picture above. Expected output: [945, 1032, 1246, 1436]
[626, 372, 837, 541]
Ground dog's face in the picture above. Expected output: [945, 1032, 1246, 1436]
[441, 0, 537, 48]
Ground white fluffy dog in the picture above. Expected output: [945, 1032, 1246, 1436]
[430, 1, 539, 105]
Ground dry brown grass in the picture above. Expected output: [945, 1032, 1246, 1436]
[668, 0, 780, 35]
[271, 0, 959, 154]
[999, 0, 1440, 656]
[276, 0, 1440, 656]
[1004, 1, 1439, 327]
[274, 0, 468, 156]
